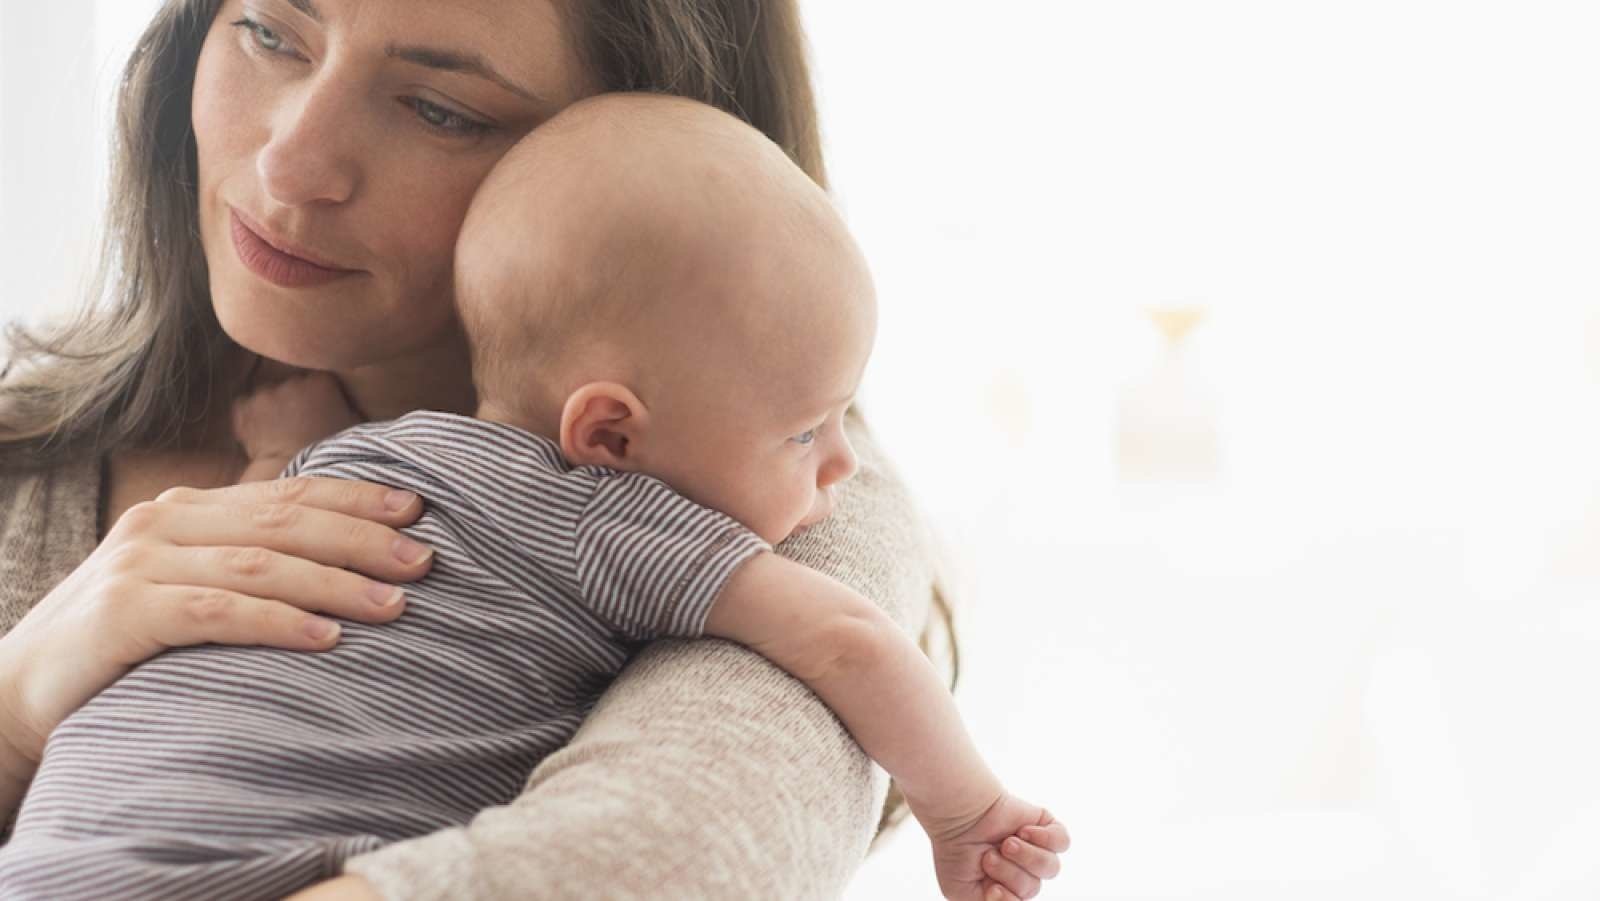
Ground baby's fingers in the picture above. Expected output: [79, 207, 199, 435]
[999, 835, 1061, 880]
[1022, 810, 1071, 854]
[981, 847, 1041, 900]
[981, 884, 1023, 901]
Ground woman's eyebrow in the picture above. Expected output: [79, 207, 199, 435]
[386, 43, 547, 105]
[280, 0, 544, 104]
[285, 0, 323, 22]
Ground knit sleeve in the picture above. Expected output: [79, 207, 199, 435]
[0, 455, 101, 637]
[572, 473, 770, 641]
[0, 454, 103, 850]
[339, 405, 943, 900]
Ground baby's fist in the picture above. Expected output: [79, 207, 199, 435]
[928, 792, 1069, 901]
[232, 371, 362, 463]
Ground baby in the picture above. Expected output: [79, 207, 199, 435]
[0, 94, 1065, 900]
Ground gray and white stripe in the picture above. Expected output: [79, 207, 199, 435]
[0, 411, 769, 900]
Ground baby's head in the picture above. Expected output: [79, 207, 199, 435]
[455, 93, 876, 545]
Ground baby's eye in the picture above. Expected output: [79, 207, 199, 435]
[792, 428, 817, 446]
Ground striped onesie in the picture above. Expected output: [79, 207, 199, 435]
[0, 410, 771, 900]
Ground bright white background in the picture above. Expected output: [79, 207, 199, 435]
[5, 2, 1600, 899]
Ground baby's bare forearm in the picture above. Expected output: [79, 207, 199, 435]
[710, 553, 1002, 834]
[808, 604, 1003, 834]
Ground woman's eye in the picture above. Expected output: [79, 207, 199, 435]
[230, 18, 292, 56]
[405, 98, 493, 138]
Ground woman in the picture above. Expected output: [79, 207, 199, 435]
[0, 0, 974, 898]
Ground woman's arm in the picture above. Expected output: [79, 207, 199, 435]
[339, 407, 942, 899]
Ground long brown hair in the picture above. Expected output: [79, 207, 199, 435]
[0, 0, 959, 850]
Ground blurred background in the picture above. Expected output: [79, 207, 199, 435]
[4, 2, 1599, 898]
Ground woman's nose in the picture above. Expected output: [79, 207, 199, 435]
[257, 79, 360, 207]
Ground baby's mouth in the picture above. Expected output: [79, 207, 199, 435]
[801, 487, 836, 527]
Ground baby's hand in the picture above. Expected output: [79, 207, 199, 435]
[232, 372, 362, 467]
[927, 791, 1069, 901]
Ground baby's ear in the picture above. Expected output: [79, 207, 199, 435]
[559, 382, 646, 469]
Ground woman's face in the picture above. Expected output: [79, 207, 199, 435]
[192, 0, 595, 371]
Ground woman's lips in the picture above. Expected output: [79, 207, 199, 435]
[229, 208, 361, 288]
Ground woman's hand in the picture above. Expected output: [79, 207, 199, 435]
[0, 476, 433, 773]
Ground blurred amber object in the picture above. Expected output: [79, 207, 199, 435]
[1145, 306, 1208, 345]
[1118, 304, 1219, 482]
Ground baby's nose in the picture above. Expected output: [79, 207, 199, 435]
[822, 442, 859, 487]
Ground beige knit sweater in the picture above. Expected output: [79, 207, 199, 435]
[0, 405, 942, 900]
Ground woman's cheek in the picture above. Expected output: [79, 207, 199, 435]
[383, 207, 464, 322]
[385, 168, 496, 304]
[192, 40, 226, 180]
[192, 36, 256, 270]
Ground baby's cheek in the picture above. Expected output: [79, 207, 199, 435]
[748, 483, 793, 545]
[779, 482, 813, 534]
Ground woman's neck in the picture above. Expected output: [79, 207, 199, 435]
[335, 333, 479, 422]
[226, 328, 479, 427]
[101, 334, 479, 533]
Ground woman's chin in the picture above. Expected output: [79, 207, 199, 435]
[213, 302, 358, 372]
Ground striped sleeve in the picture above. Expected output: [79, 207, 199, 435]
[280, 442, 316, 478]
[575, 473, 770, 641]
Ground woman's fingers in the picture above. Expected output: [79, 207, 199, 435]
[150, 584, 347, 652]
[117, 496, 433, 584]
[0, 480, 429, 762]
[157, 477, 422, 528]
[138, 545, 408, 626]
[998, 835, 1061, 879]
[980, 848, 1041, 900]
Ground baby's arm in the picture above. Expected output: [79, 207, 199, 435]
[710, 552, 1000, 827]
[708, 552, 1067, 901]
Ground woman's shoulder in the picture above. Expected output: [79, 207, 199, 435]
[0, 454, 102, 636]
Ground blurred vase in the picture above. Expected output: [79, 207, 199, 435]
[1117, 305, 1220, 482]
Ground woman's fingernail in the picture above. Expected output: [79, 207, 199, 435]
[305, 618, 340, 641]
[1005, 838, 1020, 854]
[393, 537, 431, 565]
[367, 583, 402, 607]
[988, 886, 1002, 901]
[385, 490, 418, 512]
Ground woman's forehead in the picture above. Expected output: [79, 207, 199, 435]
[243, 0, 588, 102]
